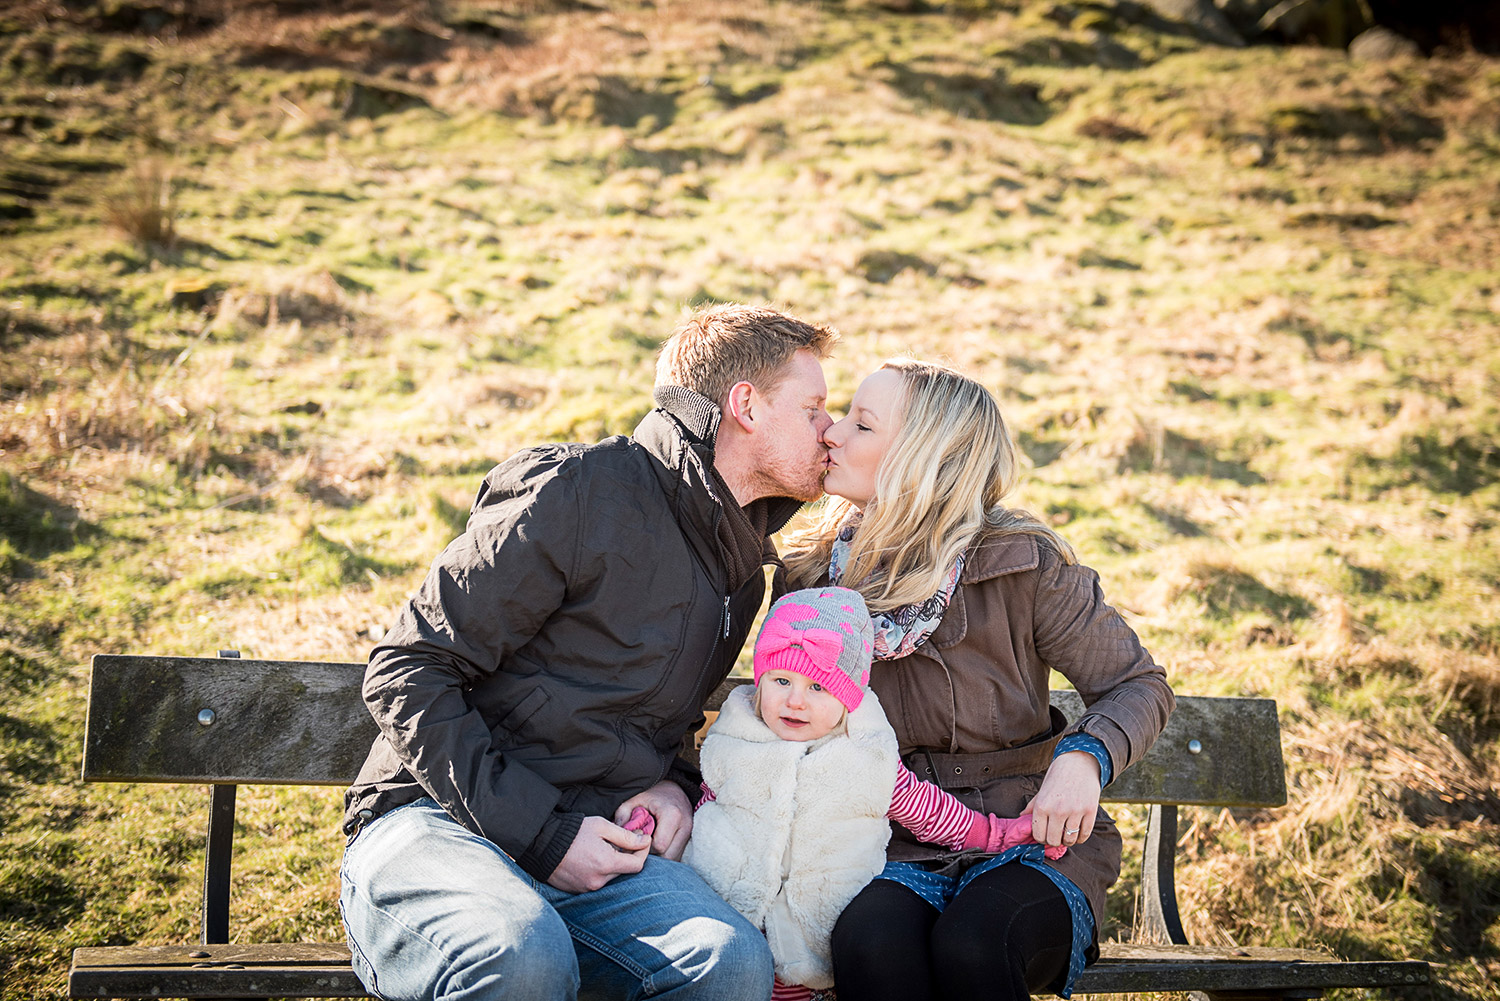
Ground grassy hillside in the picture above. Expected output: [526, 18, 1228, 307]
[1, 1, 1497, 997]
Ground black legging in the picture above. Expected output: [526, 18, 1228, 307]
[831, 863, 1076, 1001]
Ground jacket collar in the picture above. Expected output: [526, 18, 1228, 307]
[634, 387, 803, 590]
[960, 533, 1040, 583]
[924, 534, 1040, 651]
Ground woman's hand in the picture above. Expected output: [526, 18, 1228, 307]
[1022, 750, 1102, 849]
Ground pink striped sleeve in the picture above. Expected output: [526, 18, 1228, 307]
[772, 979, 814, 1001]
[888, 762, 986, 851]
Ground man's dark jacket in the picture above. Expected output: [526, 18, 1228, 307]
[343, 388, 800, 880]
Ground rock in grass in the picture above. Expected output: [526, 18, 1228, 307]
[163, 276, 224, 311]
[1349, 26, 1422, 60]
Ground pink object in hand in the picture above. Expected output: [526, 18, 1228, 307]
[622, 806, 655, 838]
[964, 814, 1066, 860]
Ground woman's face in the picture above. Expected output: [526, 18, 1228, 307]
[822, 368, 904, 509]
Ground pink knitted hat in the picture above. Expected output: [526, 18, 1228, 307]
[752, 586, 875, 711]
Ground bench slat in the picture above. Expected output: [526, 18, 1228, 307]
[70, 942, 1429, 999]
[85, 657, 1287, 808]
[1054, 690, 1288, 808]
[70, 943, 367, 999]
[83, 655, 374, 785]
[1082, 947, 1431, 993]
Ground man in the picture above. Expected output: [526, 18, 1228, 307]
[340, 304, 837, 1001]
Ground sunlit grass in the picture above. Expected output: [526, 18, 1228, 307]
[1, 0, 1498, 997]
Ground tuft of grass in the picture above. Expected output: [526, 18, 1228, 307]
[100, 157, 177, 253]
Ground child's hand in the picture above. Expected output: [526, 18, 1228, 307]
[965, 814, 1066, 859]
[622, 806, 656, 838]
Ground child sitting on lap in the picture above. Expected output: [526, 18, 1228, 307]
[682, 587, 1061, 1001]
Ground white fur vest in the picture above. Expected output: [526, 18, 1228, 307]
[683, 685, 899, 989]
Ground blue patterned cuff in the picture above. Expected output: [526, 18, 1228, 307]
[1055, 733, 1113, 788]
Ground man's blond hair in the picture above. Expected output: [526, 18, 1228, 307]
[655, 304, 839, 407]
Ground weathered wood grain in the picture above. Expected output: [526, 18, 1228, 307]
[1052, 689, 1287, 808]
[69, 942, 1430, 999]
[86, 658, 1286, 807]
[83, 655, 374, 785]
[70, 943, 367, 998]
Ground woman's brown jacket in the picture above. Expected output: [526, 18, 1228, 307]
[867, 531, 1175, 928]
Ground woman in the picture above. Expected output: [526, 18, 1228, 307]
[782, 359, 1175, 1001]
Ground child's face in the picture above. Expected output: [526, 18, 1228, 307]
[758, 670, 846, 742]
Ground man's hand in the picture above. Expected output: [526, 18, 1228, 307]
[613, 780, 693, 860]
[546, 816, 650, 893]
[1022, 750, 1102, 849]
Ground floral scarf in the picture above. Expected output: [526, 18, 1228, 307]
[828, 519, 965, 661]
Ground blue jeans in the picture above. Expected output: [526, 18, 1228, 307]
[340, 798, 773, 1001]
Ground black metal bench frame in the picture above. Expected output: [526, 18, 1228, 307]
[69, 652, 1431, 999]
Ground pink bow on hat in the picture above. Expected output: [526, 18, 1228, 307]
[754, 605, 847, 666]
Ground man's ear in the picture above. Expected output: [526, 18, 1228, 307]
[723, 380, 757, 433]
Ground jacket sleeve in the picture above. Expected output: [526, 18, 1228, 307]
[1030, 548, 1175, 777]
[664, 753, 705, 809]
[362, 455, 583, 880]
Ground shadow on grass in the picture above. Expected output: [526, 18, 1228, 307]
[1326, 831, 1500, 1001]
[1200, 567, 1315, 621]
[1123, 430, 1266, 485]
[1018, 431, 1070, 468]
[0, 860, 85, 931]
[1142, 503, 1207, 537]
[0, 710, 65, 789]
[294, 527, 412, 590]
[870, 60, 1052, 125]
[1348, 432, 1500, 496]
[430, 492, 470, 540]
[0, 473, 96, 573]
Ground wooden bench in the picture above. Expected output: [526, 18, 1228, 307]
[70, 652, 1431, 1000]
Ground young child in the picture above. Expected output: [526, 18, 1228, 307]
[682, 587, 1061, 1001]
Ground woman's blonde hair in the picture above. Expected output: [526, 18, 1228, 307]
[783, 359, 1075, 612]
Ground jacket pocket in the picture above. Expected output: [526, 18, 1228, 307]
[491, 687, 551, 742]
[978, 773, 1043, 819]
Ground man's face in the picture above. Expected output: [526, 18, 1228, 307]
[751, 349, 832, 502]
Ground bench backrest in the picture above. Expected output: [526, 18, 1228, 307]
[84, 655, 1286, 808]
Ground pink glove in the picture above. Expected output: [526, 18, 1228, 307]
[622, 806, 656, 838]
[962, 813, 1066, 860]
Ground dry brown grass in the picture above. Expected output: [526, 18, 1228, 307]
[100, 158, 178, 251]
[424, 0, 806, 115]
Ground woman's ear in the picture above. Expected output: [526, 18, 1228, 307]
[723, 380, 757, 433]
